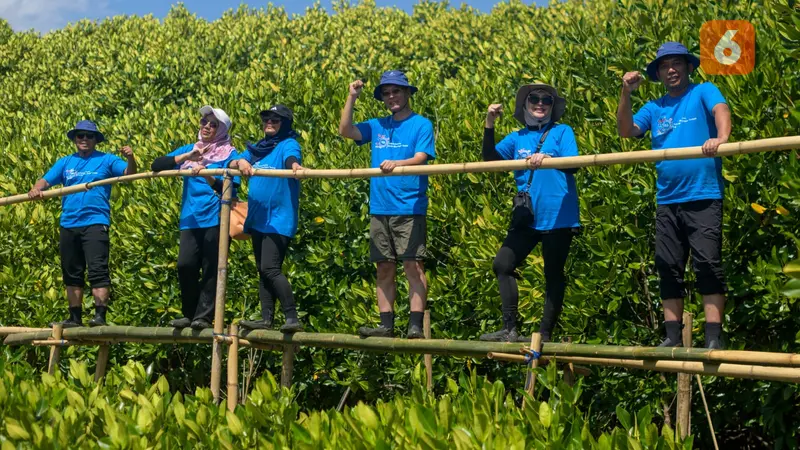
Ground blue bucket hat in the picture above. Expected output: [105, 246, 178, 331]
[373, 70, 418, 100]
[66, 120, 105, 143]
[646, 42, 701, 82]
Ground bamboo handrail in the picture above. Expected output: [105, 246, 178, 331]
[6, 327, 800, 368]
[1, 136, 798, 207]
[0, 327, 51, 335]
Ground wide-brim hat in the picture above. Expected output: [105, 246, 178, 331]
[66, 120, 105, 143]
[645, 41, 701, 82]
[259, 104, 294, 122]
[199, 105, 232, 131]
[513, 84, 566, 126]
[373, 70, 418, 100]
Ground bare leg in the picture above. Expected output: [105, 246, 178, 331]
[92, 287, 110, 307]
[376, 261, 397, 313]
[702, 294, 725, 323]
[403, 260, 427, 312]
[66, 286, 83, 308]
[663, 298, 684, 322]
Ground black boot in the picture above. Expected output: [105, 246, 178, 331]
[169, 317, 192, 328]
[407, 311, 425, 339]
[88, 305, 107, 327]
[658, 321, 683, 347]
[51, 306, 83, 328]
[190, 318, 212, 330]
[240, 319, 273, 330]
[358, 325, 394, 337]
[279, 318, 303, 334]
[480, 313, 521, 342]
[705, 323, 723, 349]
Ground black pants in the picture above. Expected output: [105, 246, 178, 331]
[252, 232, 297, 321]
[59, 225, 111, 288]
[177, 226, 220, 321]
[492, 227, 575, 336]
[655, 199, 726, 299]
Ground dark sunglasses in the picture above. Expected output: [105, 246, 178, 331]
[200, 118, 219, 128]
[527, 94, 554, 105]
[74, 132, 96, 140]
[262, 117, 282, 124]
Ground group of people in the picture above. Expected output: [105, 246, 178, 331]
[29, 41, 734, 349]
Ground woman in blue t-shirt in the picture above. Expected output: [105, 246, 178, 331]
[151, 106, 238, 330]
[479, 84, 581, 343]
[229, 105, 305, 334]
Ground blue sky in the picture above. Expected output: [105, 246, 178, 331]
[0, 0, 548, 33]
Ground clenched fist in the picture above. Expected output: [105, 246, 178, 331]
[622, 71, 644, 94]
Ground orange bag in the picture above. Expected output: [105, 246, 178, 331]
[229, 201, 250, 240]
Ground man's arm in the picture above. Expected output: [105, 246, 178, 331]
[27, 178, 50, 199]
[378, 152, 428, 173]
[339, 80, 364, 141]
[701, 103, 731, 156]
[120, 146, 137, 175]
[617, 71, 645, 138]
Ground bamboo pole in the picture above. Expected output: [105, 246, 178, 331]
[211, 175, 234, 403]
[523, 333, 543, 408]
[677, 313, 693, 439]
[33, 339, 72, 347]
[423, 309, 432, 392]
[4, 326, 219, 346]
[0, 327, 51, 335]
[281, 345, 296, 389]
[227, 323, 239, 412]
[696, 374, 720, 450]
[487, 352, 592, 377]
[563, 337, 576, 386]
[95, 345, 110, 382]
[3, 136, 798, 207]
[47, 324, 62, 376]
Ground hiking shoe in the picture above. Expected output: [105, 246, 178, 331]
[169, 317, 192, 328]
[407, 324, 424, 339]
[190, 318, 212, 330]
[240, 319, 273, 330]
[358, 325, 394, 338]
[50, 318, 82, 329]
[279, 320, 303, 334]
[480, 328, 517, 342]
[658, 337, 683, 347]
[88, 315, 107, 327]
[705, 337, 723, 350]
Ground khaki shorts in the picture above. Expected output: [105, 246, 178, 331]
[370, 215, 427, 263]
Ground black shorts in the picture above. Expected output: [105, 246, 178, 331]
[654, 199, 726, 299]
[369, 215, 427, 263]
[59, 224, 111, 289]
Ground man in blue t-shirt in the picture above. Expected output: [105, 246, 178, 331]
[617, 42, 732, 349]
[338, 70, 436, 339]
[28, 120, 138, 328]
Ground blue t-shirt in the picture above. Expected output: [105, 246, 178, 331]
[496, 124, 581, 231]
[633, 82, 727, 205]
[355, 113, 436, 215]
[43, 151, 128, 228]
[237, 139, 301, 238]
[166, 144, 240, 230]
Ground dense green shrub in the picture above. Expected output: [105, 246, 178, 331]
[0, 358, 691, 449]
[0, 0, 798, 447]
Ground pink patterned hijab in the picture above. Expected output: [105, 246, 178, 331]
[181, 116, 235, 169]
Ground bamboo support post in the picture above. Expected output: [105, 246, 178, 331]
[696, 374, 720, 450]
[563, 337, 576, 386]
[227, 323, 239, 412]
[281, 345, 297, 389]
[2, 137, 799, 208]
[95, 345, 110, 382]
[523, 333, 543, 408]
[423, 309, 432, 392]
[211, 175, 234, 403]
[677, 312, 693, 439]
[47, 324, 63, 375]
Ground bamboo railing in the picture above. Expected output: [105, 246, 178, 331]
[1, 136, 798, 207]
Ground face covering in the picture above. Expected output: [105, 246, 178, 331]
[524, 96, 553, 129]
[246, 118, 298, 159]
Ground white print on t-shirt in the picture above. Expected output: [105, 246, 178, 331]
[517, 148, 533, 158]
[253, 160, 277, 169]
[64, 169, 99, 180]
[654, 116, 697, 138]
[375, 133, 409, 150]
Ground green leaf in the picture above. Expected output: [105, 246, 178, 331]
[538, 402, 551, 428]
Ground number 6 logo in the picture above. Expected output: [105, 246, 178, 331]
[701, 20, 755, 75]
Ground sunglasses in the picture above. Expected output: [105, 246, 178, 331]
[262, 117, 282, 124]
[74, 132, 96, 140]
[527, 95, 554, 105]
[200, 118, 219, 128]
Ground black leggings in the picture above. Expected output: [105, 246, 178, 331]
[252, 232, 297, 321]
[492, 227, 575, 337]
[177, 226, 220, 321]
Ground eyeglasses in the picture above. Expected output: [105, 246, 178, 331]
[262, 117, 282, 124]
[200, 118, 219, 128]
[527, 95, 554, 105]
[74, 132, 96, 140]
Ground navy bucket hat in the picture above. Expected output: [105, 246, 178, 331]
[646, 42, 701, 82]
[66, 120, 105, 143]
[373, 70, 418, 100]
